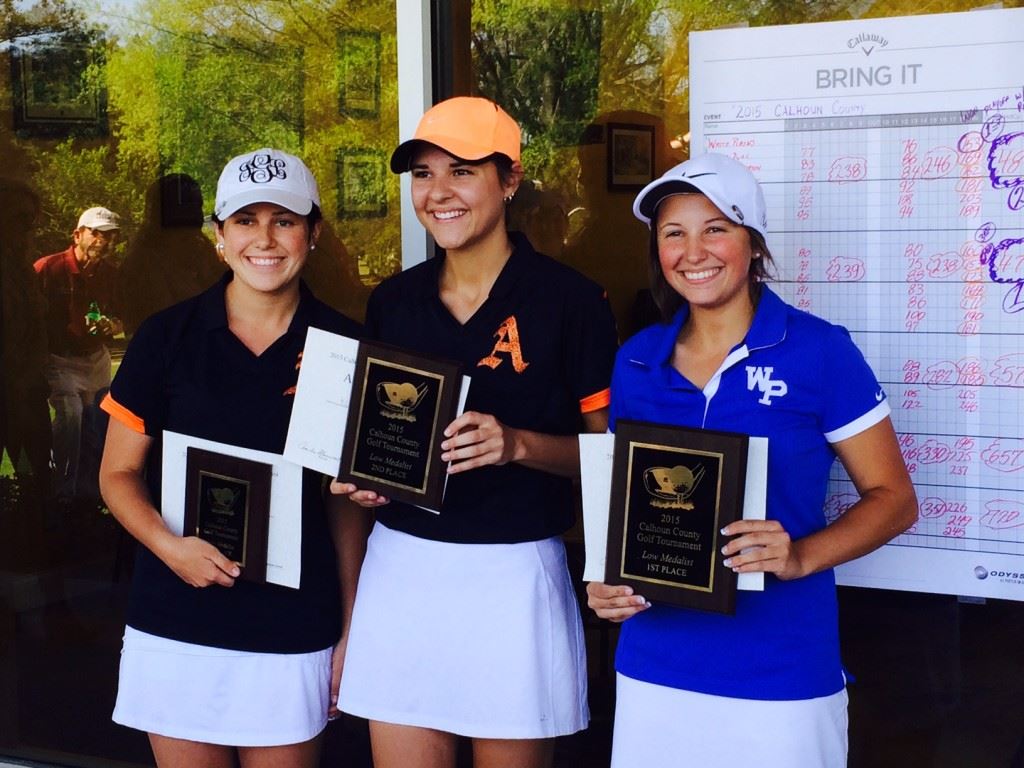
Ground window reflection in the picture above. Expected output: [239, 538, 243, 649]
[4, 0, 1024, 764]
[1, 0, 396, 763]
[467, 2, 1024, 767]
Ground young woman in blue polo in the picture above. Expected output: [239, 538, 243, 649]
[332, 97, 619, 768]
[99, 149, 367, 767]
[586, 153, 917, 767]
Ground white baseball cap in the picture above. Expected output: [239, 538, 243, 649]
[76, 206, 121, 231]
[214, 148, 320, 219]
[632, 153, 768, 240]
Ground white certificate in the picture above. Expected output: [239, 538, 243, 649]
[413, 376, 471, 514]
[284, 328, 359, 477]
[162, 430, 304, 588]
[284, 326, 471, 513]
[580, 433, 768, 591]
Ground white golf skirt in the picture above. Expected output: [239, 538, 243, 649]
[113, 626, 333, 746]
[339, 523, 589, 739]
[612, 672, 848, 767]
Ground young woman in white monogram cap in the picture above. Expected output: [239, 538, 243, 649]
[586, 152, 917, 767]
[99, 148, 368, 767]
[332, 97, 618, 768]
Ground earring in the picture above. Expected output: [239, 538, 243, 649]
[215, 242, 224, 252]
[504, 195, 514, 203]
[310, 244, 317, 251]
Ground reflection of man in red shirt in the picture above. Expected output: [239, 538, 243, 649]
[34, 207, 123, 504]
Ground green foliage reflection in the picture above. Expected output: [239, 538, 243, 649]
[2, 0, 399, 290]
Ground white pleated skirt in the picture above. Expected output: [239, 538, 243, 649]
[612, 672, 848, 768]
[339, 523, 589, 739]
[112, 626, 334, 746]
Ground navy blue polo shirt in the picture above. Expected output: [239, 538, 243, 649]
[367, 232, 618, 544]
[101, 272, 362, 653]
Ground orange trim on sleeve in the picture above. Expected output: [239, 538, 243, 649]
[100, 392, 146, 434]
[579, 388, 611, 414]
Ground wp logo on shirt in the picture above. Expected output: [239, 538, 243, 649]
[746, 366, 788, 405]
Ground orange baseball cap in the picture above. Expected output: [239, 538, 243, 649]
[390, 97, 521, 173]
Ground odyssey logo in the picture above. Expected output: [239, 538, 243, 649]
[974, 565, 1024, 584]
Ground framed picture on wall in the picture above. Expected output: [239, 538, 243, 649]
[337, 31, 381, 118]
[10, 42, 107, 137]
[607, 123, 654, 191]
[336, 149, 387, 219]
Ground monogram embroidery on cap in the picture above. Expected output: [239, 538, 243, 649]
[239, 153, 287, 184]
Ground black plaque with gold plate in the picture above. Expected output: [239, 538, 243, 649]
[183, 447, 272, 584]
[337, 340, 463, 509]
[605, 420, 748, 614]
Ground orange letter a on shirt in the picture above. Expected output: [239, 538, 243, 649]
[478, 315, 530, 373]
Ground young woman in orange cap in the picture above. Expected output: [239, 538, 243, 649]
[99, 149, 368, 767]
[333, 97, 619, 767]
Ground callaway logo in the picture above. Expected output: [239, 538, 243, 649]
[746, 366, 788, 405]
[847, 32, 889, 57]
[239, 153, 287, 184]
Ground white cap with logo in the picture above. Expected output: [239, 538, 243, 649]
[214, 148, 320, 220]
[632, 153, 768, 241]
[76, 207, 121, 231]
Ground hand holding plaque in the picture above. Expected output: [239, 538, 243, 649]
[183, 447, 272, 584]
[605, 420, 748, 614]
[337, 340, 463, 509]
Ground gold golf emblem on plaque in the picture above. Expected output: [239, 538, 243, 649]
[377, 381, 429, 422]
[207, 485, 240, 513]
[643, 464, 706, 510]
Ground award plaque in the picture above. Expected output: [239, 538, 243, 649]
[337, 340, 463, 508]
[605, 420, 749, 614]
[183, 448, 272, 584]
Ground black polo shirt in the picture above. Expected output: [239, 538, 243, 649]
[102, 272, 361, 653]
[367, 232, 618, 544]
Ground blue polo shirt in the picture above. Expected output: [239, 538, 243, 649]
[101, 273, 362, 653]
[367, 232, 619, 544]
[609, 286, 890, 700]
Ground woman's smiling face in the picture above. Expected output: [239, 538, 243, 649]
[409, 145, 518, 256]
[655, 192, 756, 315]
[217, 202, 316, 297]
